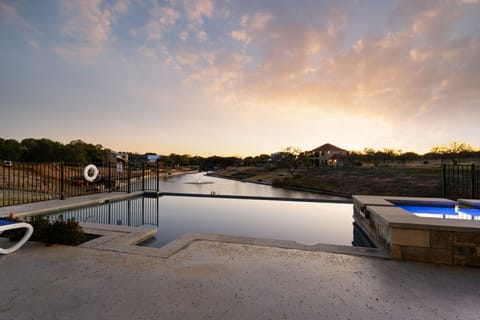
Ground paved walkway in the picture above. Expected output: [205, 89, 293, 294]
[1, 239, 480, 320]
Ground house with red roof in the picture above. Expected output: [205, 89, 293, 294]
[310, 143, 348, 167]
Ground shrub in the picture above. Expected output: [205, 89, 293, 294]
[46, 218, 86, 245]
[28, 216, 51, 242]
[1, 215, 86, 246]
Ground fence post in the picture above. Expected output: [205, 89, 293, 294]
[108, 161, 111, 193]
[60, 161, 65, 200]
[2, 165, 5, 206]
[142, 162, 145, 191]
[127, 162, 131, 193]
[156, 161, 160, 192]
[442, 163, 446, 198]
[472, 164, 476, 199]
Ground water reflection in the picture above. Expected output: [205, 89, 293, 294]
[147, 196, 355, 247]
[55, 195, 366, 247]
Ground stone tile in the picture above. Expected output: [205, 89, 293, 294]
[454, 246, 477, 256]
[430, 231, 453, 249]
[401, 246, 452, 264]
[391, 245, 402, 259]
[454, 232, 480, 245]
[391, 229, 430, 247]
[454, 255, 480, 267]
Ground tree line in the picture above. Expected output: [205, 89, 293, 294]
[1, 137, 478, 168]
[348, 142, 479, 166]
[0, 137, 243, 169]
[0, 138, 105, 163]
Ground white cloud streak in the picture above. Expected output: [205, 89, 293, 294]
[53, 0, 129, 62]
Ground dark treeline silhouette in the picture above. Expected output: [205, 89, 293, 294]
[0, 138, 104, 163]
[159, 154, 241, 171]
[0, 137, 243, 169]
[1, 137, 478, 168]
[345, 142, 480, 166]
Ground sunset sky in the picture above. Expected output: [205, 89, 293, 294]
[1, 0, 479, 156]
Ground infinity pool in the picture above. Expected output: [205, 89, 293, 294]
[48, 195, 373, 248]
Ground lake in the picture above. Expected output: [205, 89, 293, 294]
[145, 171, 348, 200]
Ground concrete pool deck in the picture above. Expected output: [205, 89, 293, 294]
[1, 238, 480, 320]
[2, 194, 480, 319]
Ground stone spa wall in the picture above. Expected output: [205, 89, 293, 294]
[353, 195, 480, 267]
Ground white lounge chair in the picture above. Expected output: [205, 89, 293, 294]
[0, 220, 34, 254]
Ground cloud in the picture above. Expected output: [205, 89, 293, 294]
[249, 12, 272, 30]
[27, 39, 39, 49]
[53, 0, 129, 62]
[181, 0, 214, 23]
[231, 30, 250, 43]
[138, 45, 158, 60]
[49, 0, 480, 128]
[0, 1, 38, 33]
[147, 5, 180, 40]
[190, 0, 480, 127]
[178, 30, 189, 40]
[197, 30, 207, 42]
[231, 11, 272, 44]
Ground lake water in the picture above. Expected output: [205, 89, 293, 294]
[147, 172, 347, 200]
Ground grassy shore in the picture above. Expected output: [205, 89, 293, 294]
[212, 165, 443, 197]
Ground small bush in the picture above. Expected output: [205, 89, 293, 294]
[29, 216, 51, 242]
[46, 218, 86, 245]
[1, 215, 86, 246]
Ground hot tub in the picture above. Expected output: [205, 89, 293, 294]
[353, 195, 480, 266]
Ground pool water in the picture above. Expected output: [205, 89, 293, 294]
[51, 195, 373, 248]
[398, 205, 480, 220]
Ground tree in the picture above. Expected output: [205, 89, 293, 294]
[363, 148, 378, 166]
[398, 152, 419, 165]
[278, 146, 304, 176]
[430, 141, 474, 164]
[0, 138, 23, 161]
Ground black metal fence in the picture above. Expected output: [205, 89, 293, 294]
[0, 161, 170, 207]
[442, 164, 479, 199]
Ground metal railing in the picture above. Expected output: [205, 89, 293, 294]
[0, 161, 173, 207]
[3, 161, 478, 207]
[442, 164, 479, 199]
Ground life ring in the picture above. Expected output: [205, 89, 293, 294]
[83, 164, 99, 182]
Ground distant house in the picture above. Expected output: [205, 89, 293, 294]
[147, 154, 160, 164]
[128, 153, 160, 165]
[114, 152, 129, 163]
[310, 143, 347, 167]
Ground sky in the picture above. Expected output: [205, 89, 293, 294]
[0, 0, 479, 157]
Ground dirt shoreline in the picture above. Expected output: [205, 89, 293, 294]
[210, 165, 444, 198]
[207, 171, 352, 198]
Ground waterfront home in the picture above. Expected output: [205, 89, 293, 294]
[310, 143, 347, 167]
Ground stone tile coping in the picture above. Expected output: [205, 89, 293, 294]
[79, 222, 389, 259]
[458, 199, 480, 208]
[353, 195, 480, 232]
[353, 195, 457, 208]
